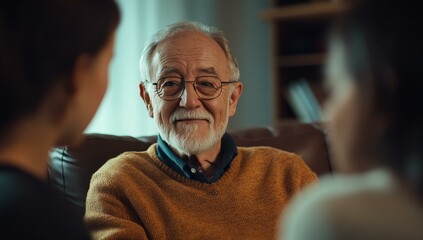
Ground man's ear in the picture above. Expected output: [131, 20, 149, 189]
[229, 82, 243, 117]
[139, 83, 154, 118]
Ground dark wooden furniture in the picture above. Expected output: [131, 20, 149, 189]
[261, 0, 350, 122]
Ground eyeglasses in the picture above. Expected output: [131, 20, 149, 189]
[147, 76, 236, 101]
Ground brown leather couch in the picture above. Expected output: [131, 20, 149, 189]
[48, 121, 331, 219]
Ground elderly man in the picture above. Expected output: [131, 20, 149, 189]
[85, 21, 317, 239]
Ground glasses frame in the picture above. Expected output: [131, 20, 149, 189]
[146, 76, 237, 101]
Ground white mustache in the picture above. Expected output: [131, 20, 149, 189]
[170, 109, 213, 124]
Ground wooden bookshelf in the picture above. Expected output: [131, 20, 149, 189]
[261, 2, 350, 21]
[261, 0, 351, 122]
[278, 53, 326, 67]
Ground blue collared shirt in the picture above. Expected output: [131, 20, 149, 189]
[156, 133, 238, 183]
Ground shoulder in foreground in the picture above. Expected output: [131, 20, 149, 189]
[280, 172, 365, 240]
[281, 168, 423, 240]
[285, 168, 396, 213]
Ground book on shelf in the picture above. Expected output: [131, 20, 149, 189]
[285, 78, 322, 123]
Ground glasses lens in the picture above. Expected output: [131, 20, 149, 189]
[157, 77, 183, 100]
[195, 76, 221, 99]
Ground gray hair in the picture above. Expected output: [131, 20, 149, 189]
[139, 21, 240, 83]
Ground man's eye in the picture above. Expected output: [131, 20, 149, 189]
[161, 78, 181, 87]
[198, 81, 214, 87]
[163, 81, 177, 87]
[197, 78, 219, 88]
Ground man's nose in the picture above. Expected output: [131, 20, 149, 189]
[179, 81, 201, 109]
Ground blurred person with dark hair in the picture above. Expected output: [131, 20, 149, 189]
[0, 1, 120, 239]
[281, 0, 423, 239]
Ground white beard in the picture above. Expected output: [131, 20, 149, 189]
[156, 108, 228, 156]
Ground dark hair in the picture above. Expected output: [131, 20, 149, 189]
[332, 0, 423, 194]
[0, 0, 120, 141]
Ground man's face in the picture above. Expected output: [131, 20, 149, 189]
[140, 31, 242, 156]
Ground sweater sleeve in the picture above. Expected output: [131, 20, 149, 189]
[84, 168, 148, 240]
[281, 152, 319, 199]
[276, 152, 323, 240]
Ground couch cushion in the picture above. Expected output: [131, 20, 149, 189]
[49, 121, 331, 218]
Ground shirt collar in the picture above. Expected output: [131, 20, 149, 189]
[156, 133, 238, 183]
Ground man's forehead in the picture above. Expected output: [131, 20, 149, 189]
[155, 31, 224, 57]
[150, 31, 230, 78]
[165, 30, 214, 44]
[159, 66, 218, 75]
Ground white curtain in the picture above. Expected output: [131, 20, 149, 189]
[85, 0, 192, 136]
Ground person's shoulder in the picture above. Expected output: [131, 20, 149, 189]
[237, 146, 300, 162]
[281, 181, 332, 239]
[98, 145, 156, 173]
[237, 146, 313, 175]
[281, 168, 412, 240]
[287, 169, 395, 208]
[238, 146, 314, 170]
[0, 166, 46, 202]
[1, 167, 90, 239]
[281, 173, 355, 240]
[0, 166, 75, 207]
[237, 146, 317, 185]
[109, 150, 150, 165]
[315, 168, 397, 199]
[91, 144, 158, 184]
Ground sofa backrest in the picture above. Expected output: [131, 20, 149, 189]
[48, 121, 331, 218]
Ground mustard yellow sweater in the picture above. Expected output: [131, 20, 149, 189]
[85, 144, 317, 240]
